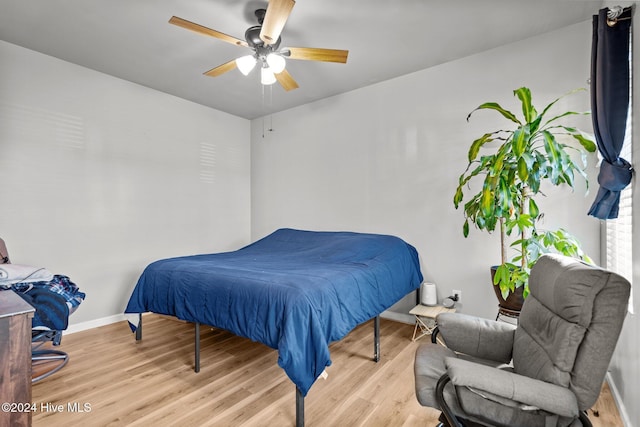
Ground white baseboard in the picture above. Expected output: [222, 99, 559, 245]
[606, 372, 633, 427]
[65, 313, 127, 335]
[380, 310, 414, 325]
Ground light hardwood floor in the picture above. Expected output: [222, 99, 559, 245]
[31, 314, 622, 427]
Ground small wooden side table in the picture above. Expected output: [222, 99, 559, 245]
[409, 304, 456, 343]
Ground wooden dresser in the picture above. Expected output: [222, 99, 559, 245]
[0, 290, 34, 427]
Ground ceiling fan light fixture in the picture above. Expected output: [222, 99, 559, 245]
[236, 55, 257, 76]
[266, 53, 286, 74]
[261, 66, 277, 85]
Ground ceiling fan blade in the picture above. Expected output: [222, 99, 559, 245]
[275, 69, 299, 91]
[260, 0, 296, 45]
[169, 16, 248, 47]
[203, 59, 238, 77]
[286, 47, 348, 63]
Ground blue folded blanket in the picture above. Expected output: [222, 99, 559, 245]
[12, 275, 85, 330]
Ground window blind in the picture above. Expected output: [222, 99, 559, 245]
[605, 102, 633, 313]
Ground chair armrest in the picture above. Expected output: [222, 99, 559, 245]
[436, 312, 516, 363]
[444, 357, 579, 418]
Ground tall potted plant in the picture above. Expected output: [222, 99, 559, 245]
[454, 87, 596, 307]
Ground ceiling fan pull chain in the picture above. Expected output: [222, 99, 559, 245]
[262, 85, 266, 138]
[261, 85, 274, 138]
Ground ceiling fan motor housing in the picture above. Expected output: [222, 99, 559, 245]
[245, 26, 281, 50]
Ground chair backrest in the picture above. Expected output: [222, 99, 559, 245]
[512, 254, 630, 411]
[0, 238, 9, 264]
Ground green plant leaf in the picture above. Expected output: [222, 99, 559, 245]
[514, 87, 537, 123]
[515, 214, 534, 232]
[512, 126, 529, 157]
[467, 102, 521, 125]
[529, 115, 542, 134]
[494, 264, 509, 285]
[542, 131, 561, 183]
[463, 219, 469, 237]
[574, 165, 590, 193]
[453, 187, 463, 208]
[521, 152, 535, 168]
[517, 157, 529, 182]
[490, 152, 506, 176]
[498, 177, 511, 213]
[529, 198, 539, 219]
[468, 133, 494, 162]
[480, 184, 494, 216]
[570, 132, 597, 152]
[543, 110, 591, 128]
[504, 217, 518, 236]
[495, 263, 520, 298]
[563, 167, 575, 187]
[549, 125, 597, 154]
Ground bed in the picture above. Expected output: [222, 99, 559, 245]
[124, 228, 423, 425]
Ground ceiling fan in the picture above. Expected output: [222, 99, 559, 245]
[169, 0, 349, 91]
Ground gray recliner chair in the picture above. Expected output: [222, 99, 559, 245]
[414, 254, 630, 427]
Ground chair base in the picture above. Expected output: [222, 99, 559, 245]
[438, 412, 488, 427]
[32, 348, 69, 383]
[436, 406, 594, 427]
[32, 330, 68, 383]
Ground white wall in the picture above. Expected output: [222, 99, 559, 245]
[251, 21, 600, 321]
[0, 40, 251, 325]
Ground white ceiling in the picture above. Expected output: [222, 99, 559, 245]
[0, 0, 603, 119]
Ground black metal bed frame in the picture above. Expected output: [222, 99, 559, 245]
[135, 313, 381, 427]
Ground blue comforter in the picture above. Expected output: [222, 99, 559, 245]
[124, 228, 423, 395]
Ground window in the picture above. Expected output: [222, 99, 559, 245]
[604, 96, 633, 313]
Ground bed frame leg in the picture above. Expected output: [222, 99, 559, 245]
[135, 313, 142, 341]
[374, 315, 380, 362]
[296, 387, 304, 427]
[195, 322, 200, 373]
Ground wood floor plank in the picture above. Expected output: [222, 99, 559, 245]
[30, 314, 623, 427]
[325, 397, 376, 426]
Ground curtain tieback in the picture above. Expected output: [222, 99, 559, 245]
[598, 158, 633, 191]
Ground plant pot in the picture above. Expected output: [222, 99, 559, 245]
[490, 266, 525, 314]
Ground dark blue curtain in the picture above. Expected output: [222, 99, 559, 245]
[588, 7, 634, 220]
